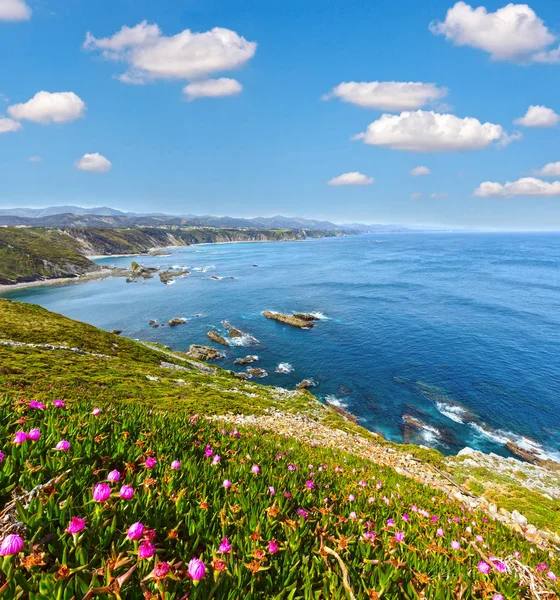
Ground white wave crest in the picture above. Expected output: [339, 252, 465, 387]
[435, 401, 468, 424]
[275, 362, 294, 374]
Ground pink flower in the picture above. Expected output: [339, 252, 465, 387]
[29, 401, 45, 410]
[107, 470, 121, 482]
[350, 511, 357, 519]
[394, 532, 405, 543]
[386, 518, 395, 527]
[437, 528, 444, 537]
[66, 517, 86, 534]
[267, 539, 279, 554]
[92, 408, 101, 415]
[145, 457, 157, 469]
[0, 534, 24, 556]
[212, 455, 221, 465]
[492, 596, 504, 600]
[55, 440, 70, 451]
[218, 536, 232, 553]
[127, 522, 145, 540]
[53, 399, 66, 408]
[251, 464, 260, 474]
[188, 557, 206, 581]
[476, 535, 483, 543]
[93, 483, 111, 502]
[27, 428, 41, 441]
[268, 486, 275, 495]
[451, 540, 460, 550]
[153, 561, 170, 579]
[0, 452, 4, 463]
[305, 480, 314, 490]
[537, 563, 548, 572]
[223, 479, 231, 489]
[138, 541, 155, 559]
[402, 513, 409, 522]
[13, 431, 27, 444]
[492, 560, 507, 574]
[171, 460, 181, 469]
[119, 485, 134, 500]
[204, 445, 213, 457]
[547, 571, 557, 581]
[478, 561, 490, 574]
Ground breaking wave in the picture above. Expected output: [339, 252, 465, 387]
[275, 362, 294, 374]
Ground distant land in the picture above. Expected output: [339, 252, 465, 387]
[0, 205, 416, 232]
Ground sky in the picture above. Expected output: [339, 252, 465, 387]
[1, 0, 560, 229]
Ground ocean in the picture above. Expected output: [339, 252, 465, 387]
[3, 232, 560, 461]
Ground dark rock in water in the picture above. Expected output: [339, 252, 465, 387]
[222, 320, 231, 328]
[209, 275, 221, 280]
[130, 261, 157, 279]
[110, 329, 123, 335]
[293, 313, 320, 321]
[234, 355, 259, 365]
[125, 277, 136, 283]
[232, 372, 250, 380]
[247, 367, 268, 378]
[506, 442, 558, 469]
[263, 311, 314, 329]
[159, 268, 189, 284]
[228, 327, 244, 339]
[188, 345, 225, 361]
[296, 379, 315, 390]
[168, 318, 188, 326]
[253, 264, 259, 267]
[325, 399, 358, 424]
[338, 385, 352, 396]
[207, 331, 230, 346]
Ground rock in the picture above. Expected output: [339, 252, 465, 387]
[130, 261, 157, 279]
[247, 367, 268, 378]
[233, 372, 250, 380]
[489, 503, 497, 514]
[325, 399, 359, 424]
[498, 507, 511, 519]
[146, 375, 159, 382]
[228, 327, 244, 339]
[296, 379, 314, 390]
[511, 510, 528, 527]
[458, 447, 478, 457]
[222, 320, 231, 328]
[188, 345, 225, 361]
[168, 318, 188, 326]
[125, 277, 136, 283]
[207, 331, 230, 346]
[506, 441, 558, 469]
[159, 268, 190, 284]
[263, 311, 315, 329]
[253, 264, 259, 267]
[234, 355, 259, 365]
[110, 329, 123, 335]
[210, 275, 221, 280]
[526, 524, 537, 535]
[293, 313, 320, 321]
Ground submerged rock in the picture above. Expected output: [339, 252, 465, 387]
[188, 345, 225, 361]
[247, 367, 268, 378]
[110, 329, 123, 335]
[232, 372, 250, 380]
[168, 318, 188, 326]
[234, 355, 259, 365]
[263, 311, 315, 329]
[293, 313, 320, 321]
[296, 379, 314, 390]
[207, 331, 231, 346]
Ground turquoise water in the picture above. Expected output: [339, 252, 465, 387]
[3, 233, 560, 460]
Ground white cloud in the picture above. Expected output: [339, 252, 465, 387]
[75, 153, 112, 173]
[0, 0, 31, 21]
[8, 91, 86, 124]
[84, 21, 256, 86]
[411, 192, 424, 200]
[430, 193, 448, 198]
[28, 155, 42, 162]
[410, 166, 431, 176]
[430, 2, 556, 62]
[534, 162, 560, 177]
[474, 177, 560, 197]
[183, 78, 242, 100]
[0, 116, 21, 133]
[355, 110, 510, 152]
[514, 105, 559, 128]
[328, 172, 375, 186]
[323, 81, 447, 111]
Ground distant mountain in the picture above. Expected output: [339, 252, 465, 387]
[0, 206, 129, 218]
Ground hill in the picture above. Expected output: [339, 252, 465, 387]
[0, 299, 558, 598]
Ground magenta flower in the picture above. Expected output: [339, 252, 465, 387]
[492, 596, 504, 600]
[171, 460, 181, 469]
[451, 540, 460, 550]
[13, 431, 27, 444]
[187, 557, 206, 581]
[0, 534, 24, 556]
[92, 408, 101, 415]
[548, 571, 557, 581]
[127, 522, 145, 540]
[29, 401, 45, 410]
[218, 536, 232, 553]
[204, 445, 214, 457]
[138, 541, 155, 559]
[402, 513, 410, 522]
[153, 561, 170, 579]
[268, 486, 276, 495]
[492, 560, 507, 574]
[394, 532, 405, 543]
[305, 480, 314, 490]
[350, 511, 357, 519]
[0, 452, 4, 463]
[267, 539, 279, 554]
[386, 518, 395, 527]
[107, 470, 121, 482]
[212, 454, 221, 465]
[119, 485, 134, 500]
[145, 457, 157, 468]
[53, 399, 66, 408]
[223, 479, 231, 489]
[478, 561, 491, 574]
[348, 494, 355, 502]
[436, 528, 444, 537]
[251, 464, 260, 474]
[66, 517, 86, 534]
[55, 440, 70, 451]
[537, 563, 548, 572]
[296, 508, 308, 519]
[93, 483, 111, 502]
[27, 428, 41, 441]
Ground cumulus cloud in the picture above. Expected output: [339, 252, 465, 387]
[0, 116, 21, 133]
[534, 161, 560, 177]
[474, 177, 560, 197]
[514, 105, 559, 128]
[430, 193, 448, 198]
[430, 2, 556, 62]
[8, 91, 86, 124]
[355, 110, 511, 152]
[183, 78, 242, 100]
[75, 153, 112, 173]
[0, 0, 31, 21]
[328, 172, 375, 186]
[84, 21, 256, 86]
[28, 155, 42, 162]
[410, 166, 431, 176]
[411, 192, 424, 200]
[323, 81, 446, 111]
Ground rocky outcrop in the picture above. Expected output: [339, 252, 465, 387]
[207, 331, 230, 346]
[506, 442, 559, 470]
[296, 379, 315, 390]
[188, 345, 225, 361]
[247, 367, 268, 378]
[228, 327, 244, 339]
[234, 355, 259, 365]
[130, 261, 157, 279]
[168, 318, 188, 326]
[293, 313, 320, 322]
[159, 268, 189, 284]
[263, 311, 315, 329]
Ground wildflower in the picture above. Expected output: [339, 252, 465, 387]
[223, 479, 231, 489]
[436, 528, 444, 537]
[362, 531, 376, 543]
[267, 539, 279, 554]
[268, 486, 275, 495]
[350, 511, 357, 519]
[478, 561, 491, 574]
[296, 508, 308, 519]
[27, 428, 41, 441]
[127, 522, 145, 541]
[204, 445, 214, 457]
[119, 485, 134, 500]
[93, 483, 111, 502]
[53, 399, 66, 408]
[492, 596, 504, 600]
[537, 563, 548, 572]
[394, 532, 405, 543]
[139, 541, 155, 559]
[476, 535, 484, 543]
[212, 455, 221, 465]
[13, 431, 27, 444]
[187, 557, 206, 581]
[0, 534, 24, 556]
[92, 408, 101, 415]
[0, 452, 4, 463]
[368, 496, 374, 503]
[492, 560, 507, 574]
[251, 464, 260, 474]
[153, 561, 170, 579]
[305, 480, 314, 490]
[451, 541, 460, 550]
[55, 440, 70, 451]
[212, 558, 227, 572]
[548, 571, 557, 581]
[285, 491, 292, 498]
[145, 457, 157, 468]
[218, 537, 232, 553]
[29, 401, 45, 410]
[402, 513, 409, 522]
[171, 460, 181, 469]
[66, 517, 86, 534]
[386, 518, 395, 527]
[107, 470, 121, 482]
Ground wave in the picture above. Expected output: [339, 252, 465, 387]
[275, 362, 294, 374]
[229, 333, 259, 347]
[309, 312, 329, 320]
[164, 280, 176, 285]
[434, 401, 469, 424]
[324, 395, 348, 409]
[193, 265, 216, 272]
[402, 414, 444, 445]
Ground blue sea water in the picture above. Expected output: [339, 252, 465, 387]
[3, 233, 560, 461]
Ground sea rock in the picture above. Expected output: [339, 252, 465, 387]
[168, 318, 188, 326]
[159, 268, 190, 284]
[130, 261, 157, 279]
[325, 399, 359, 424]
[228, 327, 244, 339]
[263, 311, 314, 329]
[188, 345, 225, 361]
[233, 372, 250, 380]
[293, 313, 320, 321]
[210, 275, 221, 280]
[506, 441, 557, 469]
[207, 331, 231, 346]
[296, 379, 314, 390]
[234, 355, 259, 365]
[247, 367, 268, 378]
[110, 329, 123, 335]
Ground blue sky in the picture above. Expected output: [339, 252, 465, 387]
[1, 0, 560, 229]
